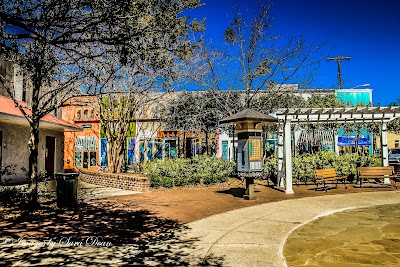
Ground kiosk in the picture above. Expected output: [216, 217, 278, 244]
[220, 109, 277, 200]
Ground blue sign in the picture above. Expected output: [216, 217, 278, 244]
[127, 138, 135, 165]
[337, 136, 371, 146]
[100, 138, 108, 166]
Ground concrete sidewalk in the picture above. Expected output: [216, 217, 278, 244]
[184, 191, 400, 267]
[1, 189, 399, 266]
[10, 180, 140, 202]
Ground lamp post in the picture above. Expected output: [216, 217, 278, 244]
[327, 56, 351, 89]
[351, 84, 370, 89]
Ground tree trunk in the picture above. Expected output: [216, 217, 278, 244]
[106, 139, 114, 172]
[246, 85, 250, 108]
[205, 131, 209, 156]
[355, 131, 360, 155]
[117, 139, 124, 173]
[107, 136, 121, 173]
[27, 120, 40, 208]
[183, 131, 186, 158]
[121, 137, 126, 172]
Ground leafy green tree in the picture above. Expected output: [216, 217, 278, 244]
[388, 99, 400, 134]
[304, 94, 345, 108]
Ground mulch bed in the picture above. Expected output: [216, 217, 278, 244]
[93, 178, 398, 223]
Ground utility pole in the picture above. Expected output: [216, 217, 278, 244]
[327, 56, 351, 89]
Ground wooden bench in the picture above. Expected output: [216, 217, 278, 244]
[313, 168, 348, 192]
[357, 166, 397, 188]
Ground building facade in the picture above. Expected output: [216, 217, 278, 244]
[0, 95, 80, 183]
[59, 87, 380, 172]
[62, 97, 100, 172]
[0, 54, 80, 183]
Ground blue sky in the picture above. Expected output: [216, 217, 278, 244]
[188, 0, 400, 105]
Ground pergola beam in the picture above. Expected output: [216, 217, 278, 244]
[274, 107, 400, 123]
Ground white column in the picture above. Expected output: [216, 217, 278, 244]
[334, 134, 340, 155]
[381, 121, 390, 184]
[284, 120, 294, 194]
[277, 123, 284, 187]
[293, 126, 301, 157]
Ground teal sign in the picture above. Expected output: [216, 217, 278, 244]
[335, 90, 372, 106]
[335, 89, 373, 155]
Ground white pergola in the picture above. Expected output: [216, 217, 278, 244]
[273, 106, 400, 194]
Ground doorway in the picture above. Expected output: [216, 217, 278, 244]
[45, 136, 56, 177]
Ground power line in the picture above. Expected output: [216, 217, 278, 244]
[327, 56, 351, 89]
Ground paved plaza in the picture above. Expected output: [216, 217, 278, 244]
[1, 182, 399, 266]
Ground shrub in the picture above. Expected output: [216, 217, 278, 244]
[0, 186, 28, 207]
[262, 151, 381, 183]
[263, 155, 277, 182]
[142, 155, 235, 188]
[0, 164, 16, 185]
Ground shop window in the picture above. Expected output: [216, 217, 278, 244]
[83, 152, 89, 168]
[89, 108, 95, 120]
[90, 152, 97, 166]
[76, 109, 82, 121]
[222, 140, 229, 160]
[395, 140, 399, 148]
[74, 152, 82, 166]
[83, 109, 88, 120]
[74, 136, 98, 168]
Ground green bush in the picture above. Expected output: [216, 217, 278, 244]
[0, 186, 28, 207]
[0, 164, 16, 185]
[263, 151, 381, 183]
[142, 155, 235, 188]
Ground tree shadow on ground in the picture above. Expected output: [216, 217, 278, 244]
[0, 199, 223, 266]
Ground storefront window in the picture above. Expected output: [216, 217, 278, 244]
[83, 109, 88, 120]
[74, 136, 97, 168]
[74, 152, 82, 166]
[90, 152, 97, 166]
[90, 109, 95, 120]
[83, 152, 89, 168]
[76, 109, 82, 120]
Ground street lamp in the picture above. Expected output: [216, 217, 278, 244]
[327, 56, 351, 89]
[351, 84, 370, 89]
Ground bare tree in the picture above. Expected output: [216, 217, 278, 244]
[161, 89, 242, 156]
[0, 0, 202, 207]
[98, 71, 164, 173]
[224, 1, 325, 108]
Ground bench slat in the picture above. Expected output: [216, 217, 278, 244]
[314, 168, 348, 192]
[356, 166, 398, 189]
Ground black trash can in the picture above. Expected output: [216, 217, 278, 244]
[55, 173, 79, 208]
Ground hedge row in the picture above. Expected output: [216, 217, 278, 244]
[142, 155, 235, 188]
[263, 151, 381, 182]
